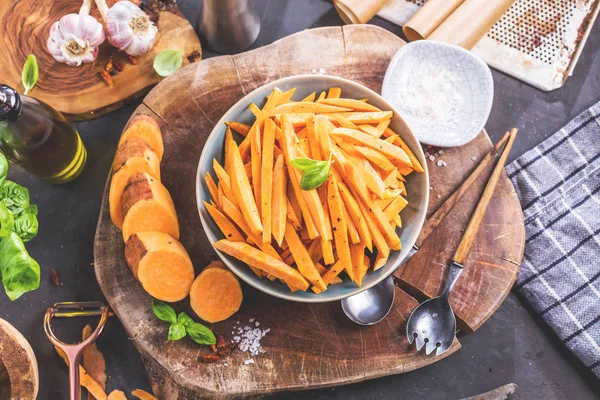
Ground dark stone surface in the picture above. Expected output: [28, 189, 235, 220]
[1, 0, 599, 398]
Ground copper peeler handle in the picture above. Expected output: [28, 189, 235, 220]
[43, 301, 110, 400]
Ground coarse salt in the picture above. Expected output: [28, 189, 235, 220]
[395, 60, 464, 131]
[231, 320, 270, 358]
[244, 359, 255, 365]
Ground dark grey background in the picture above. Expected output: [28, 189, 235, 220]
[2, 0, 600, 398]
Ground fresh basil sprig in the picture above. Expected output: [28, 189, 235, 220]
[153, 50, 183, 77]
[21, 54, 39, 95]
[152, 300, 216, 345]
[290, 156, 332, 190]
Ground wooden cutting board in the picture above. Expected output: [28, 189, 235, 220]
[0, 0, 201, 120]
[94, 25, 525, 398]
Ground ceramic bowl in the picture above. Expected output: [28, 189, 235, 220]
[382, 41, 494, 147]
[196, 74, 429, 302]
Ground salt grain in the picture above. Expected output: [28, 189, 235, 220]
[436, 160, 447, 167]
[429, 155, 435, 161]
[439, 150, 444, 155]
[244, 359, 255, 365]
[471, 156, 477, 161]
[231, 320, 270, 358]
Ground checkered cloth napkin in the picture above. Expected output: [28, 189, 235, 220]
[506, 101, 600, 378]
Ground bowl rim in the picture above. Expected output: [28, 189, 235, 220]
[382, 40, 494, 148]
[196, 73, 429, 303]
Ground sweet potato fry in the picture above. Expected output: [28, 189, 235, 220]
[190, 267, 242, 323]
[227, 132, 263, 234]
[225, 121, 251, 137]
[357, 199, 390, 258]
[383, 195, 408, 221]
[317, 91, 327, 101]
[269, 102, 351, 116]
[286, 198, 302, 231]
[131, 389, 158, 400]
[383, 127, 424, 173]
[284, 222, 326, 290]
[327, 111, 392, 124]
[250, 126, 262, 219]
[327, 174, 353, 282]
[330, 128, 412, 169]
[337, 181, 372, 251]
[108, 391, 127, 400]
[317, 98, 381, 112]
[344, 201, 361, 244]
[125, 232, 195, 302]
[121, 173, 179, 241]
[315, 262, 342, 284]
[214, 240, 310, 290]
[204, 201, 245, 242]
[374, 253, 388, 271]
[205, 173, 219, 207]
[354, 146, 396, 174]
[332, 113, 359, 130]
[327, 87, 342, 98]
[261, 119, 276, 243]
[357, 124, 381, 136]
[363, 200, 401, 251]
[321, 259, 345, 285]
[302, 92, 316, 102]
[350, 243, 365, 286]
[276, 87, 296, 105]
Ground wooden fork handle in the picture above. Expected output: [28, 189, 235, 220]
[453, 128, 518, 265]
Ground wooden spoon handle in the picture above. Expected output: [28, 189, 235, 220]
[414, 130, 511, 248]
[453, 128, 518, 265]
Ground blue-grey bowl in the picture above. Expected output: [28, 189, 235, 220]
[196, 74, 429, 303]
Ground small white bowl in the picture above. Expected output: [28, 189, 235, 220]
[382, 41, 494, 147]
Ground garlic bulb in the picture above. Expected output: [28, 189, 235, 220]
[96, 0, 158, 56]
[47, 0, 105, 66]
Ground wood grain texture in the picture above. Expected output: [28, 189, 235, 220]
[0, 0, 201, 120]
[0, 319, 39, 400]
[94, 25, 523, 398]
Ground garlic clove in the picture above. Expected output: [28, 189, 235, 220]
[47, 13, 105, 66]
[105, 1, 157, 56]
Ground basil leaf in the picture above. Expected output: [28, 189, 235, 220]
[299, 162, 331, 190]
[177, 312, 194, 327]
[0, 232, 40, 301]
[13, 209, 37, 242]
[23, 205, 38, 217]
[153, 50, 183, 77]
[0, 153, 7, 189]
[21, 54, 38, 95]
[168, 323, 187, 341]
[152, 299, 177, 324]
[186, 322, 216, 345]
[0, 203, 14, 238]
[291, 158, 323, 171]
[0, 181, 30, 215]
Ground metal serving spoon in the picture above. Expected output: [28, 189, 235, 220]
[342, 130, 512, 326]
[407, 128, 517, 355]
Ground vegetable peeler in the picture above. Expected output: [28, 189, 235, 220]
[44, 301, 110, 400]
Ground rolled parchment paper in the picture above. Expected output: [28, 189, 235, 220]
[403, 0, 465, 42]
[334, 0, 391, 24]
[428, 0, 516, 49]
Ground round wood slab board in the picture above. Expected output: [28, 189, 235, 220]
[0, 0, 201, 121]
[94, 25, 525, 398]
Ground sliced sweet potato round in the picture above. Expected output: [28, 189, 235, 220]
[190, 267, 243, 323]
[121, 172, 179, 241]
[125, 232, 195, 302]
[109, 138, 161, 229]
[119, 115, 164, 160]
[205, 260, 228, 271]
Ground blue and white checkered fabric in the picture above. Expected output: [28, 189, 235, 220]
[507, 101, 600, 378]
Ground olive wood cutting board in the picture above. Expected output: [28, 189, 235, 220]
[0, 0, 201, 120]
[94, 25, 525, 398]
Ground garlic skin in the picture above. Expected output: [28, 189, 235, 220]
[47, 0, 105, 66]
[104, 1, 158, 56]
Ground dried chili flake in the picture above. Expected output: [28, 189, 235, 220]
[216, 334, 226, 349]
[51, 268, 61, 287]
[210, 344, 217, 352]
[126, 54, 138, 65]
[200, 354, 221, 363]
[99, 70, 114, 87]
[105, 57, 114, 73]
[113, 59, 125, 72]
[187, 50, 201, 64]
[217, 343, 238, 357]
